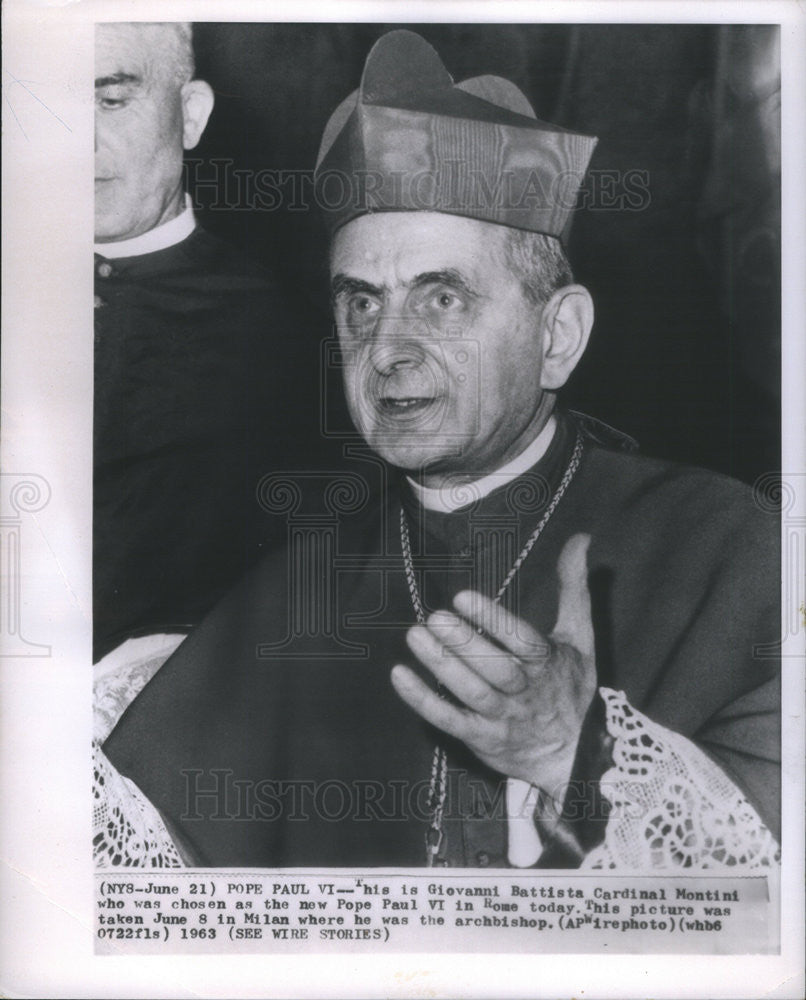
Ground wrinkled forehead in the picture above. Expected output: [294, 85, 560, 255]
[95, 23, 174, 90]
[330, 211, 509, 283]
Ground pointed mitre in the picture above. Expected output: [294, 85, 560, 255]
[315, 30, 598, 242]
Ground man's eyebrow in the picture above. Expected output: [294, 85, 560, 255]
[95, 73, 142, 88]
[410, 269, 478, 297]
[330, 269, 478, 301]
[330, 274, 385, 300]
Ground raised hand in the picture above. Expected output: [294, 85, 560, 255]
[391, 533, 597, 799]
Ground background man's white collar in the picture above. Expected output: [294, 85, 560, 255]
[94, 195, 195, 259]
[409, 414, 558, 513]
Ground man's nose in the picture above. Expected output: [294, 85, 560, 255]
[367, 311, 428, 375]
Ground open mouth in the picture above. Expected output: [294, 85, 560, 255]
[379, 397, 437, 414]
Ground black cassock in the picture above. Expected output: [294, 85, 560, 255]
[103, 412, 780, 867]
[93, 227, 323, 661]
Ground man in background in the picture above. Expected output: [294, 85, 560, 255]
[94, 22, 302, 662]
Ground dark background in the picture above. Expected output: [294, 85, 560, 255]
[189, 22, 780, 485]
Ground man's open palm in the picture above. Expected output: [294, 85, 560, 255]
[391, 533, 597, 798]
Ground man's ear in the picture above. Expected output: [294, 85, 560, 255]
[180, 80, 214, 150]
[538, 284, 594, 391]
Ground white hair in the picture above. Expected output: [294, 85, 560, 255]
[502, 229, 574, 306]
[107, 22, 195, 87]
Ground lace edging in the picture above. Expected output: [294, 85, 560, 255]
[93, 743, 184, 868]
[93, 634, 185, 742]
[582, 687, 780, 871]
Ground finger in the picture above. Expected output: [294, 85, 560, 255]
[423, 610, 528, 695]
[390, 663, 477, 742]
[552, 533, 594, 658]
[406, 618, 508, 717]
[452, 590, 550, 662]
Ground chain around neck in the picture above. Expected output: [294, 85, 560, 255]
[399, 431, 584, 866]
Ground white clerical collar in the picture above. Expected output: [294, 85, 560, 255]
[94, 195, 196, 259]
[408, 414, 558, 513]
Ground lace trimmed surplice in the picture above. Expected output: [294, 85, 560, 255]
[93, 639, 780, 871]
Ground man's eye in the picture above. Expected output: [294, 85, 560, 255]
[97, 92, 129, 110]
[431, 290, 462, 310]
[348, 295, 380, 317]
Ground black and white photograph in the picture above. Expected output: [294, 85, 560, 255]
[93, 18, 782, 869]
[2, 1, 804, 996]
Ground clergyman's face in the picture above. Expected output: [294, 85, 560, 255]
[94, 24, 186, 242]
[331, 212, 554, 487]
